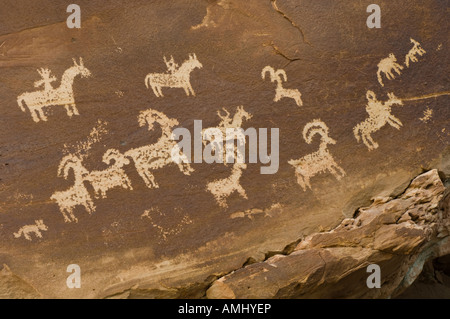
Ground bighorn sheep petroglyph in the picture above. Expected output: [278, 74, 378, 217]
[50, 155, 95, 223]
[262, 66, 302, 107]
[125, 109, 193, 188]
[289, 120, 345, 191]
[84, 149, 133, 199]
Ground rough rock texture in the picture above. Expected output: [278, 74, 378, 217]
[0, 0, 449, 298]
[206, 169, 450, 298]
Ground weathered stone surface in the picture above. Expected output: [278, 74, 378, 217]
[0, 0, 448, 298]
[207, 170, 450, 298]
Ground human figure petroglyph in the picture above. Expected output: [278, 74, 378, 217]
[50, 155, 95, 223]
[84, 149, 133, 199]
[202, 105, 253, 154]
[405, 38, 426, 68]
[145, 54, 203, 97]
[34, 68, 56, 92]
[376, 54, 403, 87]
[262, 66, 302, 107]
[17, 58, 91, 122]
[125, 109, 193, 188]
[353, 91, 403, 151]
[13, 220, 48, 241]
[289, 120, 345, 191]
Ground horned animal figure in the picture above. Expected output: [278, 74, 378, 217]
[206, 162, 248, 207]
[17, 58, 91, 122]
[405, 38, 426, 67]
[84, 149, 133, 199]
[145, 53, 203, 97]
[50, 154, 95, 223]
[376, 54, 403, 87]
[262, 66, 302, 107]
[353, 91, 403, 151]
[289, 120, 345, 191]
[125, 109, 193, 188]
[13, 220, 48, 241]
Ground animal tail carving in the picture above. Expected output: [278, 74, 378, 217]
[17, 96, 26, 112]
[376, 69, 384, 87]
[144, 74, 151, 89]
[353, 124, 361, 142]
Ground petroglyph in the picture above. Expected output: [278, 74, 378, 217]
[405, 38, 426, 68]
[203, 106, 252, 207]
[125, 109, 193, 188]
[202, 105, 253, 156]
[84, 149, 133, 199]
[141, 207, 193, 241]
[230, 203, 282, 220]
[376, 54, 403, 87]
[13, 220, 47, 241]
[145, 54, 202, 97]
[262, 66, 302, 106]
[419, 107, 433, 123]
[207, 162, 248, 208]
[17, 58, 91, 122]
[62, 120, 108, 159]
[353, 91, 404, 151]
[289, 120, 345, 191]
[50, 155, 95, 223]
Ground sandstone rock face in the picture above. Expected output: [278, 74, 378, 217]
[0, 1, 449, 298]
[207, 170, 450, 298]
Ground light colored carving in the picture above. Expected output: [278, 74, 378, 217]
[13, 220, 47, 241]
[353, 91, 403, 151]
[207, 162, 248, 208]
[125, 109, 193, 188]
[262, 66, 302, 106]
[84, 149, 133, 199]
[289, 120, 345, 191]
[376, 54, 403, 87]
[405, 38, 426, 67]
[145, 54, 202, 97]
[50, 155, 95, 223]
[17, 58, 91, 122]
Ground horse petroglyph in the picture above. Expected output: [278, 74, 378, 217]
[262, 66, 303, 107]
[203, 106, 253, 207]
[17, 58, 91, 122]
[125, 109, 193, 188]
[376, 54, 403, 87]
[13, 220, 48, 241]
[145, 54, 202, 97]
[405, 38, 426, 68]
[353, 91, 404, 151]
[289, 120, 345, 191]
